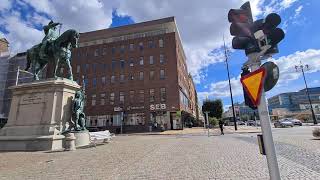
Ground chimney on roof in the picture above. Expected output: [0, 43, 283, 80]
[0, 38, 9, 54]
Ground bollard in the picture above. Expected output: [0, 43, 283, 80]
[65, 133, 76, 151]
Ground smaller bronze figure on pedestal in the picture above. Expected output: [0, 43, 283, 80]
[71, 76, 87, 131]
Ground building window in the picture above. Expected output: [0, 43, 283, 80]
[85, 64, 89, 73]
[93, 78, 97, 87]
[139, 42, 143, 51]
[120, 45, 125, 53]
[139, 90, 144, 103]
[139, 57, 144, 65]
[160, 88, 166, 102]
[91, 94, 96, 106]
[149, 89, 155, 102]
[76, 65, 80, 73]
[159, 39, 164, 48]
[120, 60, 125, 69]
[120, 74, 125, 82]
[149, 70, 154, 80]
[160, 54, 164, 64]
[102, 48, 107, 55]
[101, 76, 106, 85]
[103, 64, 107, 72]
[129, 74, 134, 80]
[110, 92, 115, 105]
[112, 60, 116, 70]
[160, 69, 165, 79]
[100, 93, 106, 105]
[111, 75, 115, 84]
[139, 72, 144, 80]
[129, 58, 134, 67]
[94, 49, 99, 56]
[129, 90, 134, 104]
[93, 63, 97, 73]
[112, 47, 116, 54]
[119, 92, 124, 104]
[148, 40, 154, 48]
[84, 78, 88, 87]
[149, 56, 154, 65]
[129, 43, 134, 51]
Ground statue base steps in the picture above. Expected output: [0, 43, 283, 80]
[0, 78, 80, 151]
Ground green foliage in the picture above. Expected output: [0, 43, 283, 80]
[209, 117, 219, 127]
[202, 99, 223, 119]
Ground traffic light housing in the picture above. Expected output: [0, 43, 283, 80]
[250, 13, 285, 55]
[241, 66, 257, 110]
[228, 2, 257, 53]
[228, 2, 285, 56]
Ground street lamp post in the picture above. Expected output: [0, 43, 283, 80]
[295, 61, 317, 125]
[204, 111, 210, 137]
[223, 37, 237, 131]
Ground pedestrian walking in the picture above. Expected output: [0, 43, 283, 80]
[219, 120, 224, 135]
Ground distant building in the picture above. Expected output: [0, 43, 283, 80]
[1, 52, 34, 120]
[268, 87, 320, 120]
[55, 16, 198, 133]
[0, 38, 10, 126]
[268, 87, 320, 112]
[223, 102, 259, 121]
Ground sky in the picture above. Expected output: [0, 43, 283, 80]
[0, 0, 319, 110]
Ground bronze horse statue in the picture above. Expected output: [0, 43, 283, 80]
[25, 29, 79, 80]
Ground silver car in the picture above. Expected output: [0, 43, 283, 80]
[274, 119, 294, 128]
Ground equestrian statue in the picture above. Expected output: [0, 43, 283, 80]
[25, 20, 79, 81]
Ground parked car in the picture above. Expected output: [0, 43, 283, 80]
[237, 121, 245, 125]
[247, 120, 260, 126]
[274, 119, 294, 128]
[289, 118, 302, 126]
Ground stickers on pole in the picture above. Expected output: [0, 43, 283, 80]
[240, 68, 266, 106]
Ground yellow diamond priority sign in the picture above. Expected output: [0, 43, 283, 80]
[240, 68, 266, 106]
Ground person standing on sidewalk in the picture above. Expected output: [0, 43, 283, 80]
[219, 120, 224, 135]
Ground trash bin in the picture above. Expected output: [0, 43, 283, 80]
[149, 126, 152, 132]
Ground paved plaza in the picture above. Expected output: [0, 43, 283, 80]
[1, 126, 320, 180]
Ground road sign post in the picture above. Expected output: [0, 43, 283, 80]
[248, 53, 281, 180]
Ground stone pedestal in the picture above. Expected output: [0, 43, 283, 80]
[74, 131, 90, 147]
[64, 133, 76, 151]
[0, 78, 80, 151]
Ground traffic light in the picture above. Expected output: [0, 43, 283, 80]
[228, 2, 285, 56]
[241, 66, 257, 110]
[251, 13, 285, 55]
[228, 2, 258, 54]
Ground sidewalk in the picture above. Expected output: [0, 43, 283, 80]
[124, 126, 261, 136]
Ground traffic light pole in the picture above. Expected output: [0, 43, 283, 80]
[247, 53, 281, 180]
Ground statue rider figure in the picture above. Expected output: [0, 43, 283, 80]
[39, 20, 61, 60]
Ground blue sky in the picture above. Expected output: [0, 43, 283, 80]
[0, 0, 319, 109]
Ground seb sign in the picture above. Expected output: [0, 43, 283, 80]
[150, 104, 166, 111]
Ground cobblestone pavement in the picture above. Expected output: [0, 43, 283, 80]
[1, 126, 320, 180]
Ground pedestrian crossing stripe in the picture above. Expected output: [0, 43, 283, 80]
[240, 68, 266, 106]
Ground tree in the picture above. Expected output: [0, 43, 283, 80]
[202, 99, 223, 119]
[209, 117, 219, 127]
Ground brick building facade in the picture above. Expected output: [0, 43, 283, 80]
[61, 17, 197, 133]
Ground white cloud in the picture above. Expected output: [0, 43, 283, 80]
[0, 0, 11, 11]
[112, 0, 299, 83]
[0, 0, 301, 79]
[0, 0, 114, 54]
[198, 49, 320, 101]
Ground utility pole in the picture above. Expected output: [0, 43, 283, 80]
[295, 61, 317, 124]
[204, 111, 210, 137]
[248, 52, 280, 180]
[223, 37, 237, 131]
